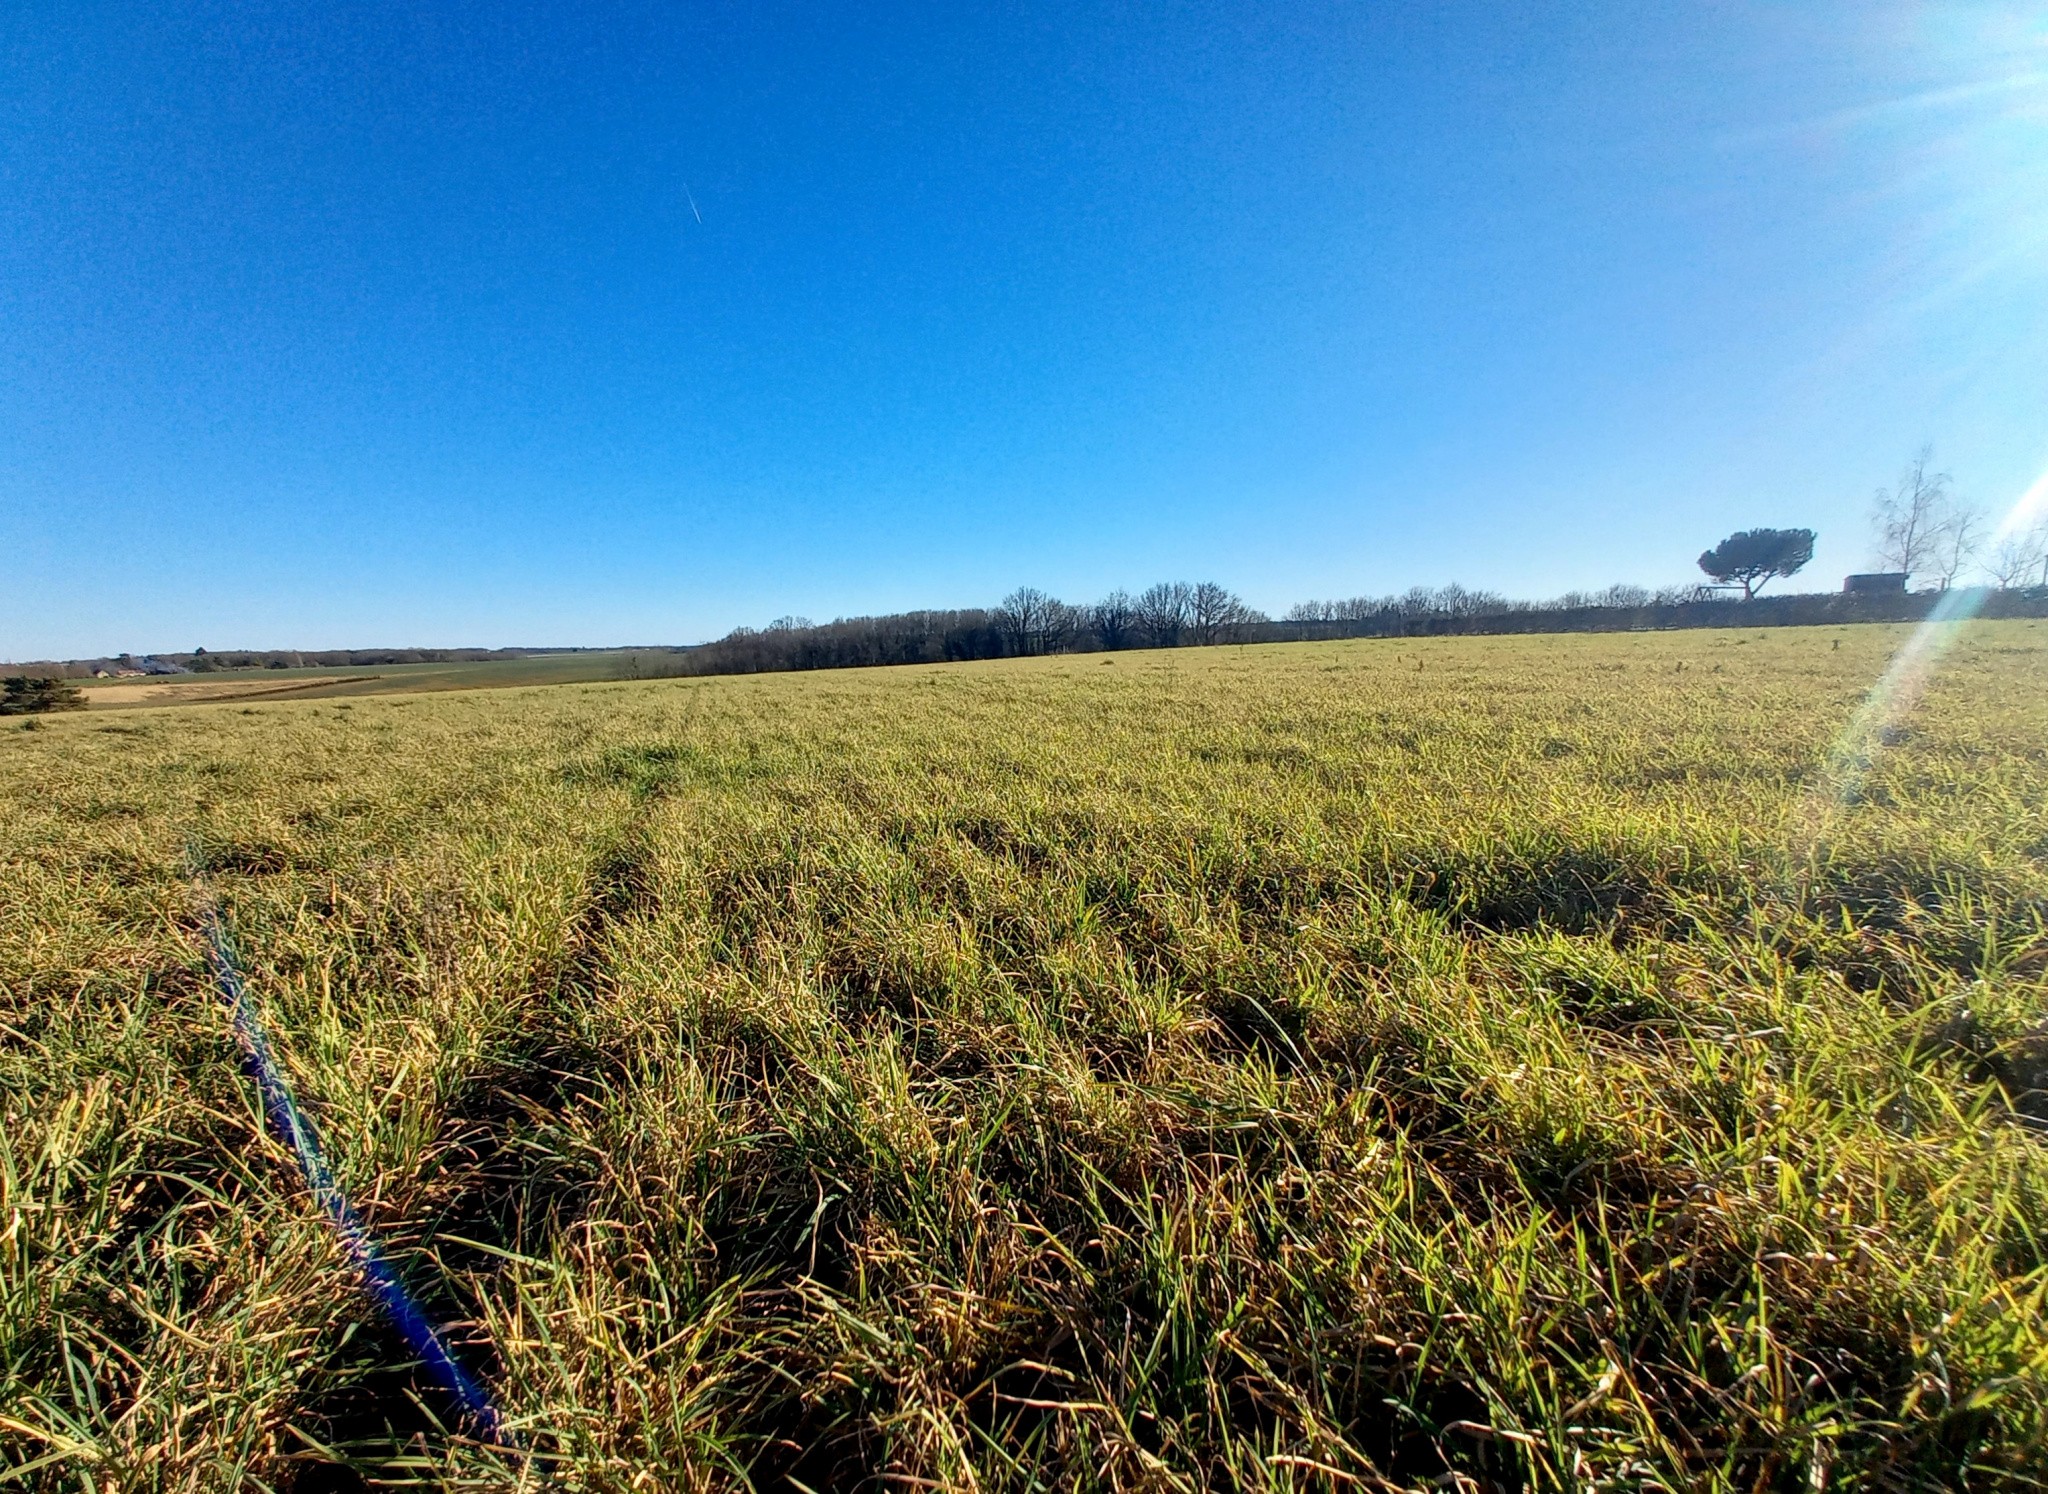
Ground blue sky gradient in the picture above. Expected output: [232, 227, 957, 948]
[4, 1, 2044, 655]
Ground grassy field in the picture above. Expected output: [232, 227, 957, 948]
[72, 652, 669, 710]
[3, 623, 2046, 1491]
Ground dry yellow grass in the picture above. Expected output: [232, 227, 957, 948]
[4, 623, 2046, 1490]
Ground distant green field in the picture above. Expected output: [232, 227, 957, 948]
[4, 624, 2046, 1490]
[74, 650, 688, 708]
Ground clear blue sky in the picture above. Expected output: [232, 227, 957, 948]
[4, 1, 2044, 656]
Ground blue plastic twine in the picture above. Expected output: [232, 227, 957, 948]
[197, 897, 506, 1444]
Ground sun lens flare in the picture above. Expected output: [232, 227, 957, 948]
[1814, 463, 2048, 812]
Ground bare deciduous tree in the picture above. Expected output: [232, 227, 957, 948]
[996, 587, 1060, 656]
[1987, 524, 2048, 589]
[1187, 582, 1254, 645]
[1043, 601, 1086, 654]
[1933, 507, 1983, 590]
[1090, 590, 1139, 649]
[1872, 448, 1975, 585]
[1136, 582, 1193, 647]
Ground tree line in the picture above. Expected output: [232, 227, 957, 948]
[180, 646, 576, 672]
[664, 447, 2048, 681]
[14, 445, 2047, 700]
[10, 645, 590, 681]
[993, 581, 1261, 654]
[660, 581, 1264, 677]
[1285, 581, 1706, 623]
[656, 573, 2048, 682]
